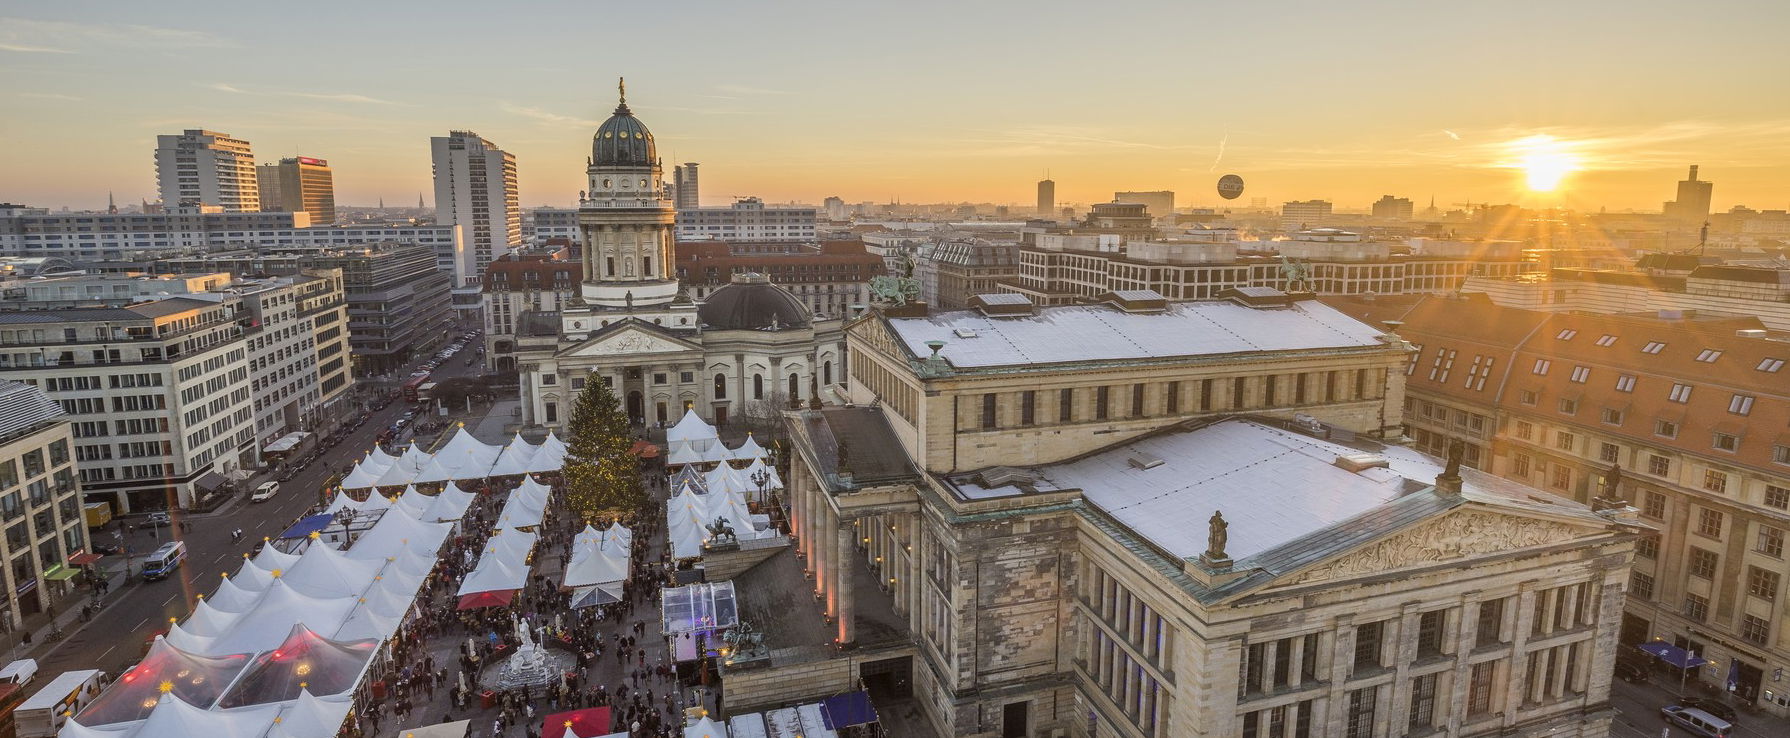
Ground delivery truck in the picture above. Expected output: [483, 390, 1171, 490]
[81, 502, 112, 529]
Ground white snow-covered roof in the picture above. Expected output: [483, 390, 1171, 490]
[884, 299, 1389, 369]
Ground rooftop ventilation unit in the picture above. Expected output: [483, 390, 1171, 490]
[968, 293, 1035, 317]
[1737, 329, 1767, 338]
[1334, 453, 1390, 472]
[1127, 452, 1165, 470]
[953, 328, 978, 339]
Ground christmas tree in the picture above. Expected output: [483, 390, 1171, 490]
[562, 377, 642, 518]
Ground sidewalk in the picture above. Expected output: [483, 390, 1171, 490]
[0, 555, 135, 668]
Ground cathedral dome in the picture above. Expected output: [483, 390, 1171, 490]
[592, 80, 656, 168]
[698, 274, 811, 331]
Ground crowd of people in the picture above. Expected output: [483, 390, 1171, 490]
[339, 454, 706, 738]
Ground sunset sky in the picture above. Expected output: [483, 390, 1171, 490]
[3, 0, 1788, 213]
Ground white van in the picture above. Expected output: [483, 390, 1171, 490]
[250, 481, 280, 503]
[16, 669, 102, 738]
[1659, 705, 1732, 737]
[0, 659, 38, 687]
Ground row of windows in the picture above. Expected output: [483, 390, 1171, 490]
[975, 370, 1381, 431]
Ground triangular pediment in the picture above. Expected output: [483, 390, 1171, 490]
[1273, 506, 1606, 588]
[559, 323, 703, 359]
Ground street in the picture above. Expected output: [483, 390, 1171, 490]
[1607, 672, 1787, 737]
[26, 335, 491, 680]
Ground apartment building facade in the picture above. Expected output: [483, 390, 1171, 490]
[0, 298, 253, 512]
[0, 381, 89, 630]
[255, 156, 336, 224]
[674, 240, 881, 319]
[1331, 292, 1790, 715]
[481, 251, 580, 372]
[676, 197, 816, 243]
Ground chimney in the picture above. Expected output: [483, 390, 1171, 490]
[1688, 165, 1699, 181]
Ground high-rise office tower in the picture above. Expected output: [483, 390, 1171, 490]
[155, 129, 259, 211]
[257, 156, 336, 224]
[1663, 165, 1714, 225]
[1037, 177, 1055, 217]
[431, 130, 521, 285]
[673, 163, 701, 209]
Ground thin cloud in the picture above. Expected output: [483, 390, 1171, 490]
[19, 92, 82, 101]
[0, 41, 72, 53]
[501, 103, 601, 127]
[0, 17, 236, 52]
[1209, 132, 1228, 172]
[1443, 130, 1461, 141]
[715, 84, 792, 96]
[204, 82, 396, 104]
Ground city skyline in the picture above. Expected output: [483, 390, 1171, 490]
[4, 1, 1790, 213]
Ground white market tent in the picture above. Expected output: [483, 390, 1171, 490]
[564, 526, 629, 588]
[731, 433, 768, 462]
[684, 715, 731, 738]
[665, 409, 719, 446]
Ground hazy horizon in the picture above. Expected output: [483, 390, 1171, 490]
[4, 1, 1788, 214]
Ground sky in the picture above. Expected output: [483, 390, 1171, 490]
[3, 0, 1789, 214]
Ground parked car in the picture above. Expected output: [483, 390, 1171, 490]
[1673, 697, 1737, 724]
[144, 512, 172, 527]
[1614, 660, 1648, 683]
[250, 481, 280, 503]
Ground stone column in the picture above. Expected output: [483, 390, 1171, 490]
[836, 519, 855, 644]
[815, 494, 830, 602]
[908, 517, 924, 633]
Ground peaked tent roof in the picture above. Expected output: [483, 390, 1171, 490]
[215, 625, 377, 708]
[76, 638, 253, 725]
[666, 409, 718, 444]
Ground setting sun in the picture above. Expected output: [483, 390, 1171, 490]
[1510, 134, 1580, 192]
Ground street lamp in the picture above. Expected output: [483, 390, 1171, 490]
[750, 468, 769, 508]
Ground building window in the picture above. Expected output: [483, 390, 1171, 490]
[1688, 548, 1718, 579]
[1642, 341, 1666, 354]
[1712, 433, 1739, 452]
[981, 393, 997, 430]
[1407, 674, 1438, 731]
[1532, 359, 1550, 375]
[1095, 386, 1109, 420]
[1600, 408, 1623, 425]
[1131, 383, 1145, 416]
[1519, 389, 1537, 405]
[1416, 610, 1446, 657]
[1646, 454, 1670, 477]
[1550, 465, 1571, 490]
[1021, 391, 1036, 426]
[1703, 470, 1728, 494]
[1598, 442, 1619, 463]
[1596, 334, 1617, 346]
[1741, 615, 1771, 645]
[1642, 491, 1665, 519]
[1512, 453, 1531, 478]
[1334, 687, 1375, 738]
[1769, 485, 1790, 510]
[1695, 349, 1723, 363]
[1569, 366, 1590, 383]
[1684, 593, 1709, 623]
[1697, 508, 1724, 537]
[1476, 598, 1504, 647]
[1667, 383, 1693, 403]
[1757, 526, 1784, 558]
[1353, 622, 1383, 672]
[1747, 566, 1779, 601]
[1557, 398, 1577, 415]
[1630, 572, 1654, 601]
[1515, 420, 1533, 440]
[1166, 382, 1180, 414]
[1654, 420, 1678, 439]
[752, 374, 763, 400]
[1614, 374, 1636, 392]
[1775, 445, 1790, 466]
[1636, 536, 1658, 559]
[1729, 394, 1755, 415]
[713, 373, 726, 399]
[1556, 431, 1576, 451]
[1467, 662, 1496, 716]
[1059, 388, 1073, 422]
[543, 402, 557, 424]
[1758, 357, 1786, 372]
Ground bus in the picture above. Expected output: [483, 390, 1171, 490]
[401, 374, 430, 403]
[141, 540, 186, 581]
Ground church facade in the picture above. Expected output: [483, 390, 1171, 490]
[513, 84, 846, 430]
